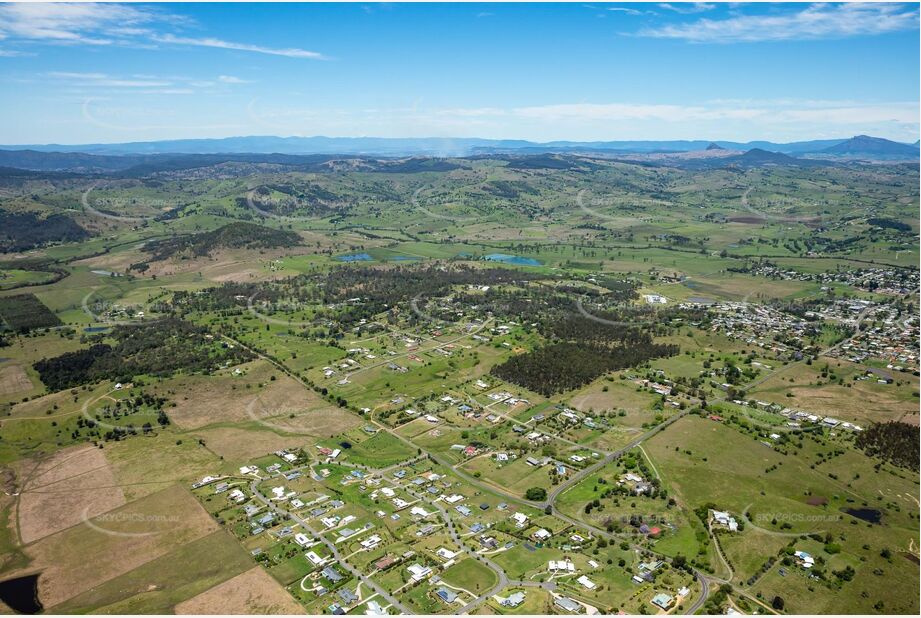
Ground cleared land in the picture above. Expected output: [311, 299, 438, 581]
[14, 483, 219, 608]
[0, 363, 31, 396]
[175, 565, 304, 614]
[16, 444, 126, 544]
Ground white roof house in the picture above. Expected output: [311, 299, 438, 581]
[577, 575, 596, 589]
[712, 510, 739, 532]
[549, 560, 576, 573]
[410, 506, 431, 518]
[360, 535, 382, 550]
[794, 550, 815, 568]
[306, 551, 325, 565]
[408, 564, 432, 581]
[294, 533, 311, 546]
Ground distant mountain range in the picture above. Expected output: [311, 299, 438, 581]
[0, 135, 915, 174]
[820, 134, 920, 157]
[0, 134, 917, 159]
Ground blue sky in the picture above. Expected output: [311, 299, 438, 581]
[0, 2, 918, 144]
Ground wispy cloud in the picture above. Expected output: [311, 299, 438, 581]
[152, 34, 326, 59]
[657, 3, 716, 15]
[608, 8, 644, 17]
[0, 2, 326, 59]
[217, 75, 253, 84]
[0, 2, 167, 46]
[47, 71, 173, 88]
[639, 3, 920, 43]
[0, 49, 36, 57]
[44, 71, 253, 93]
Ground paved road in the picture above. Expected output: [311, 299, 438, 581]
[399, 481, 510, 614]
[249, 476, 412, 614]
[543, 410, 689, 509]
[223, 332, 707, 614]
[686, 571, 710, 614]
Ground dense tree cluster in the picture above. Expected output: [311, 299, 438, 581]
[866, 217, 911, 232]
[855, 421, 919, 470]
[0, 211, 89, 253]
[172, 282, 284, 312]
[492, 340, 677, 396]
[34, 318, 251, 391]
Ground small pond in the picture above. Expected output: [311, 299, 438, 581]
[483, 253, 541, 266]
[842, 507, 882, 524]
[335, 253, 373, 262]
[0, 574, 42, 614]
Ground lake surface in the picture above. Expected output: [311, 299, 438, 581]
[0, 574, 43, 614]
[83, 326, 110, 333]
[483, 253, 541, 266]
[335, 253, 372, 262]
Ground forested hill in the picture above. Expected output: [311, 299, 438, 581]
[143, 222, 301, 261]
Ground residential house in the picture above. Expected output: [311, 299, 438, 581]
[652, 594, 674, 611]
[554, 597, 581, 613]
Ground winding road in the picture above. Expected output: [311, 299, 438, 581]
[219, 324, 710, 614]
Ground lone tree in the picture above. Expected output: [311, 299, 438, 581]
[525, 487, 547, 501]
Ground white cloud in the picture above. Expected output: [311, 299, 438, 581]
[218, 75, 253, 84]
[608, 8, 644, 17]
[152, 34, 326, 59]
[45, 71, 253, 92]
[0, 3, 326, 60]
[639, 3, 919, 43]
[0, 2, 162, 45]
[657, 3, 716, 15]
[0, 49, 35, 57]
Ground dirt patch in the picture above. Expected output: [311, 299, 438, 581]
[192, 427, 308, 461]
[209, 269, 262, 282]
[103, 433, 222, 502]
[72, 248, 147, 274]
[0, 364, 32, 396]
[18, 484, 218, 608]
[806, 496, 828, 506]
[772, 383, 913, 425]
[174, 566, 304, 614]
[135, 246, 314, 282]
[154, 360, 360, 437]
[569, 390, 620, 411]
[153, 360, 312, 430]
[252, 401, 362, 438]
[17, 445, 126, 544]
[728, 216, 766, 224]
